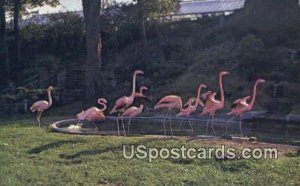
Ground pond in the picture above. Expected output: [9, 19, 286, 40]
[51, 116, 300, 146]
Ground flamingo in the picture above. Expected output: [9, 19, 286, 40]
[226, 79, 266, 136]
[110, 70, 144, 136]
[201, 71, 230, 135]
[30, 86, 54, 127]
[176, 98, 197, 133]
[121, 104, 144, 135]
[154, 95, 184, 136]
[77, 98, 107, 129]
[176, 84, 207, 133]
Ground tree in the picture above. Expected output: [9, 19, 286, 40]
[236, 34, 266, 80]
[136, 0, 179, 44]
[7, 0, 59, 69]
[13, 0, 21, 67]
[0, 0, 10, 80]
[82, 0, 102, 99]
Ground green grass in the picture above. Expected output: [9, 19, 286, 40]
[0, 117, 299, 185]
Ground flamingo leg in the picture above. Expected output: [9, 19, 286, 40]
[188, 117, 193, 134]
[92, 122, 97, 129]
[36, 112, 40, 127]
[239, 116, 243, 137]
[38, 111, 43, 128]
[211, 114, 216, 135]
[178, 121, 182, 130]
[127, 118, 132, 135]
[168, 111, 174, 136]
[121, 116, 126, 137]
[205, 116, 211, 134]
[226, 116, 236, 135]
[117, 112, 121, 136]
[163, 110, 169, 136]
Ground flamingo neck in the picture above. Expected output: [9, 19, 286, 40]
[249, 81, 259, 109]
[131, 73, 137, 96]
[219, 74, 225, 105]
[179, 99, 183, 111]
[98, 100, 107, 112]
[189, 100, 196, 109]
[196, 84, 205, 104]
[48, 90, 52, 106]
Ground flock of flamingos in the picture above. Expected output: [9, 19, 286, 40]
[30, 70, 266, 137]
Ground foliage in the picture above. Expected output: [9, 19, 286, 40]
[5, 0, 59, 15]
[20, 13, 85, 69]
[135, 0, 179, 19]
[235, 34, 266, 80]
[1, 0, 300, 113]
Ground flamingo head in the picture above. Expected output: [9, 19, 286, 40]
[220, 71, 231, 76]
[184, 97, 196, 108]
[140, 86, 148, 92]
[98, 98, 107, 104]
[201, 91, 214, 101]
[200, 84, 207, 89]
[210, 92, 217, 98]
[242, 96, 251, 101]
[134, 70, 144, 75]
[257, 79, 266, 84]
[134, 86, 149, 99]
[47, 86, 54, 91]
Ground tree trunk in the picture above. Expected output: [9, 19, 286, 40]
[136, 0, 147, 45]
[141, 17, 147, 45]
[13, 0, 21, 68]
[82, 0, 102, 99]
[0, 0, 10, 79]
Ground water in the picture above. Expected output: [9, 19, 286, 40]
[52, 117, 300, 146]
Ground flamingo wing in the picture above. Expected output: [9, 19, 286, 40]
[30, 100, 49, 112]
[156, 95, 180, 105]
[123, 107, 139, 117]
[203, 98, 218, 112]
[110, 96, 129, 113]
[231, 96, 250, 108]
[232, 98, 242, 104]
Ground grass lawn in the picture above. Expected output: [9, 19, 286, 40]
[0, 116, 299, 185]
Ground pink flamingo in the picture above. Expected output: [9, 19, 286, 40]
[176, 84, 207, 133]
[154, 95, 184, 136]
[121, 104, 144, 135]
[176, 98, 197, 133]
[226, 79, 266, 136]
[77, 98, 107, 129]
[110, 70, 144, 136]
[30, 86, 54, 127]
[201, 71, 230, 135]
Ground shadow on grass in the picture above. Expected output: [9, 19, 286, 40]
[28, 140, 85, 154]
[60, 138, 160, 159]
